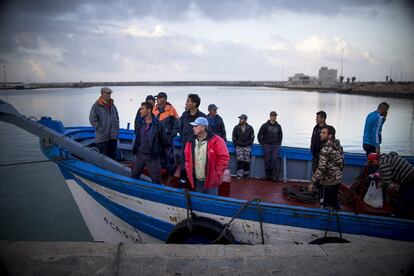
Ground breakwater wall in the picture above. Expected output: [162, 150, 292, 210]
[1, 81, 413, 98]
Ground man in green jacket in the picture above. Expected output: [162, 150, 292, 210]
[308, 125, 344, 210]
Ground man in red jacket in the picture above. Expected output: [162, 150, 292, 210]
[184, 117, 229, 195]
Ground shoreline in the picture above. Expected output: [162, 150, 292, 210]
[1, 81, 414, 99]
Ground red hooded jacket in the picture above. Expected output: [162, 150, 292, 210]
[184, 133, 229, 190]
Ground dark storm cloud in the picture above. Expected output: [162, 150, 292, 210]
[0, 0, 403, 44]
[0, 0, 411, 81]
[0, 0, 404, 28]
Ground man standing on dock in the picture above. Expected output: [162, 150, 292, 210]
[308, 126, 344, 210]
[363, 102, 389, 156]
[89, 87, 119, 160]
[310, 111, 327, 172]
[178, 94, 207, 184]
[258, 111, 283, 182]
[131, 101, 165, 183]
[232, 114, 255, 179]
[184, 117, 229, 195]
[153, 92, 180, 177]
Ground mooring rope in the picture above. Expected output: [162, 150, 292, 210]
[184, 189, 194, 233]
[213, 198, 265, 245]
[0, 159, 52, 167]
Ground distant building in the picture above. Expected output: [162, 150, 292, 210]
[319, 67, 337, 86]
[288, 73, 318, 86]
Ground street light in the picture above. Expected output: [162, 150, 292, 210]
[341, 48, 344, 78]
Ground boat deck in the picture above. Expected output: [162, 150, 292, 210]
[126, 162, 395, 217]
[229, 177, 394, 216]
[159, 168, 395, 217]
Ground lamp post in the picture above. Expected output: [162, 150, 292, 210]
[341, 48, 344, 78]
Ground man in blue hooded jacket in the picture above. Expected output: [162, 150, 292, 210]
[362, 102, 389, 156]
[132, 101, 166, 183]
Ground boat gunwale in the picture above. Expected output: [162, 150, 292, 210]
[46, 146, 414, 227]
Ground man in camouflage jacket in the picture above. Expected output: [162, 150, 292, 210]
[308, 125, 344, 210]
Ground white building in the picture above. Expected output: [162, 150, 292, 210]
[318, 67, 337, 86]
[288, 73, 318, 86]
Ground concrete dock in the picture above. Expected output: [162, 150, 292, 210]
[1, 240, 413, 275]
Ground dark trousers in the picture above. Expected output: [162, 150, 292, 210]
[237, 161, 250, 177]
[97, 139, 117, 160]
[320, 184, 340, 210]
[263, 144, 281, 180]
[363, 144, 376, 156]
[312, 154, 321, 190]
[195, 180, 218, 195]
[132, 152, 161, 184]
[160, 144, 176, 176]
[179, 146, 187, 181]
[312, 154, 320, 173]
[396, 174, 414, 219]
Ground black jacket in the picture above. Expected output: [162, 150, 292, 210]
[179, 109, 207, 144]
[310, 123, 326, 155]
[207, 114, 226, 141]
[258, 120, 283, 145]
[132, 114, 165, 156]
[232, 124, 255, 147]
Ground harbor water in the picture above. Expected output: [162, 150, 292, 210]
[0, 86, 413, 241]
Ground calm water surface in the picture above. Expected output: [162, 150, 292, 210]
[0, 86, 413, 241]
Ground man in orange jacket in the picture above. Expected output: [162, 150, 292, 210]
[184, 117, 229, 195]
[153, 92, 180, 176]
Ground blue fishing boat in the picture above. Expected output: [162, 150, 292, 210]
[1, 99, 413, 245]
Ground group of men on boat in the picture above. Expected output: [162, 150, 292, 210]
[89, 87, 413, 218]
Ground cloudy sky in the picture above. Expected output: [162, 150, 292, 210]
[0, 0, 413, 82]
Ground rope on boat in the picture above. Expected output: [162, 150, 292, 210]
[309, 184, 349, 244]
[213, 198, 265, 245]
[0, 159, 53, 167]
[184, 189, 195, 233]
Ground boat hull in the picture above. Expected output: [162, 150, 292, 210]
[54, 157, 414, 245]
[39, 126, 414, 244]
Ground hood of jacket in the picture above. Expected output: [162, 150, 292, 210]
[97, 96, 114, 106]
[331, 139, 343, 152]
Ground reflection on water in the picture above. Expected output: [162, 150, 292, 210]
[1, 86, 413, 154]
[0, 123, 92, 241]
[0, 86, 413, 241]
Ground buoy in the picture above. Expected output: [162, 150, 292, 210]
[166, 216, 235, 244]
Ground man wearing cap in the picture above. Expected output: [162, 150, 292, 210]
[184, 117, 229, 195]
[258, 111, 283, 181]
[343, 152, 380, 203]
[232, 114, 255, 179]
[89, 87, 120, 159]
[370, 151, 414, 218]
[179, 94, 207, 184]
[207, 104, 226, 141]
[153, 92, 180, 176]
[145, 95, 156, 107]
